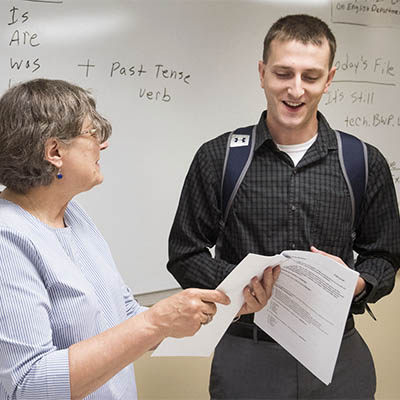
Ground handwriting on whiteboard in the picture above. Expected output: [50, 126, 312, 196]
[5, 2, 191, 103]
[332, 0, 400, 28]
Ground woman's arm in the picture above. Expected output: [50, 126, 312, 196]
[69, 288, 229, 400]
[0, 228, 229, 400]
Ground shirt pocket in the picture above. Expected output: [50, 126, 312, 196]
[310, 189, 353, 248]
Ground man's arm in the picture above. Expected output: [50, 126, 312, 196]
[168, 140, 236, 289]
[352, 144, 400, 311]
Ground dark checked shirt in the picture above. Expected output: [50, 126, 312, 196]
[168, 111, 400, 313]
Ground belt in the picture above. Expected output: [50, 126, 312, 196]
[227, 316, 355, 342]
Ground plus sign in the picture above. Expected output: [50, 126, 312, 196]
[77, 59, 95, 77]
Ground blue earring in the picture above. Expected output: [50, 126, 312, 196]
[56, 169, 63, 179]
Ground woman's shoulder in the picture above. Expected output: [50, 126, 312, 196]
[66, 200, 91, 223]
[0, 198, 33, 232]
[66, 200, 107, 243]
[65, 200, 101, 230]
[0, 199, 44, 262]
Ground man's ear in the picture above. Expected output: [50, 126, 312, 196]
[258, 60, 266, 89]
[44, 138, 63, 169]
[324, 66, 337, 93]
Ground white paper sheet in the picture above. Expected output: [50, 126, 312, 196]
[152, 250, 359, 387]
[152, 254, 284, 357]
[254, 250, 359, 385]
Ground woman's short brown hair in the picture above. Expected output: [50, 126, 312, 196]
[0, 79, 112, 193]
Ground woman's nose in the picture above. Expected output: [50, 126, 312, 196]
[100, 140, 109, 150]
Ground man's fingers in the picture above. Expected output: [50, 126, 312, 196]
[311, 246, 346, 266]
[243, 286, 260, 307]
[273, 265, 281, 282]
[251, 275, 267, 304]
[262, 267, 274, 295]
[310, 246, 328, 256]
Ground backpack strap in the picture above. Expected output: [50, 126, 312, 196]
[215, 125, 256, 258]
[221, 125, 256, 223]
[335, 130, 368, 229]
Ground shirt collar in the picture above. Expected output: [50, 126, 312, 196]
[255, 110, 338, 153]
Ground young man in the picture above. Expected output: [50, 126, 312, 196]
[168, 14, 400, 399]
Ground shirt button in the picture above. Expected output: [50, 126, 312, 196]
[291, 243, 296, 249]
[293, 169, 297, 175]
[290, 205, 296, 211]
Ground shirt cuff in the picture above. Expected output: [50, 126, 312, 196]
[45, 349, 71, 399]
[20, 349, 71, 400]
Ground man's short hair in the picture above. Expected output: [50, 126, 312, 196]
[263, 14, 337, 69]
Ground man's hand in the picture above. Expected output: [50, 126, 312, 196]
[311, 246, 366, 296]
[237, 266, 281, 317]
[144, 289, 230, 339]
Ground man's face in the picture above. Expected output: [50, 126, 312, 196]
[258, 38, 336, 136]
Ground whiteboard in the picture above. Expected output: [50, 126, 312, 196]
[1, 0, 399, 294]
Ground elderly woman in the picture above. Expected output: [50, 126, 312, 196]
[0, 79, 275, 400]
[0, 79, 235, 400]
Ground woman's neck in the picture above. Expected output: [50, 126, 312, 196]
[1, 187, 69, 228]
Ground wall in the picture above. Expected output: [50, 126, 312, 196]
[1, 0, 399, 297]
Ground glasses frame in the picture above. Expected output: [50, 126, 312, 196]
[80, 127, 101, 143]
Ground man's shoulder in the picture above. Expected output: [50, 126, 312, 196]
[364, 141, 391, 173]
[197, 124, 257, 157]
[344, 133, 388, 166]
[333, 128, 386, 159]
[192, 130, 233, 169]
[199, 130, 231, 152]
[337, 131, 392, 177]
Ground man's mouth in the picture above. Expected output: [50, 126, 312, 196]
[283, 100, 304, 109]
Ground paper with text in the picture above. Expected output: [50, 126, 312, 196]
[152, 250, 358, 386]
[152, 254, 284, 357]
[254, 250, 359, 385]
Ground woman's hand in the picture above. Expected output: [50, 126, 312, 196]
[144, 288, 230, 338]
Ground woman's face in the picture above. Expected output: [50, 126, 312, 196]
[60, 117, 109, 194]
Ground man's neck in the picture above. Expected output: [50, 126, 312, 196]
[266, 115, 318, 145]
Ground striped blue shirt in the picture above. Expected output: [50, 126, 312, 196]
[0, 199, 146, 399]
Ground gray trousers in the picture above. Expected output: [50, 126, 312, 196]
[210, 327, 376, 400]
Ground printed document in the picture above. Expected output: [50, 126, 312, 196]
[152, 250, 359, 385]
[254, 250, 359, 385]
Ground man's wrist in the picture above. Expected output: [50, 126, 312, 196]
[353, 280, 372, 303]
[353, 287, 368, 303]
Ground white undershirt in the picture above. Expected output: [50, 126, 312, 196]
[275, 133, 318, 167]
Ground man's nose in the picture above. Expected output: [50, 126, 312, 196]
[287, 76, 304, 98]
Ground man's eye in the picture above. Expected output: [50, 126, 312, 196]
[304, 76, 318, 82]
[276, 73, 290, 79]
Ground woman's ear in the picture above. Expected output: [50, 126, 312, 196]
[44, 138, 63, 168]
